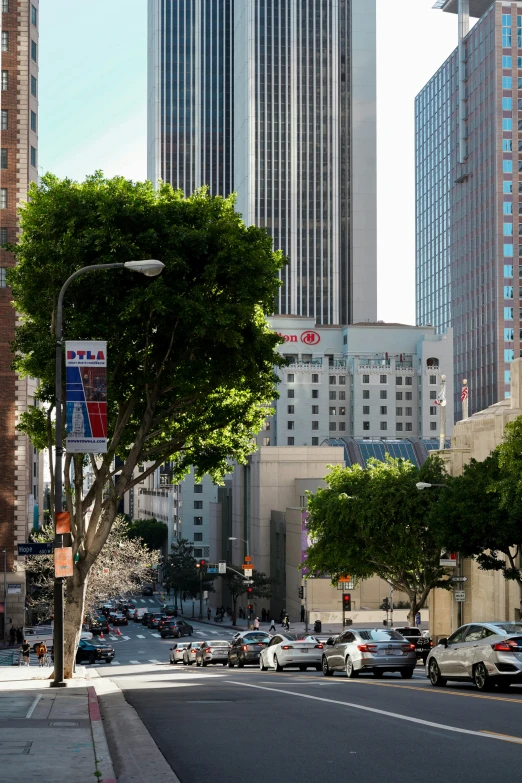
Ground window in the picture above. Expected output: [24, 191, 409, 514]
[396, 391, 403, 400]
[31, 4, 37, 26]
[1, 71, 8, 90]
[505, 349, 515, 362]
[194, 484, 203, 493]
[503, 118, 513, 131]
[194, 548, 202, 558]
[0, 228, 7, 245]
[405, 392, 412, 401]
[405, 407, 412, 416]
[339, 407, 346, 416]
[503, 97, 513, 110]
[405, 422, 412, 432]
[194, 533, 203, 542]
[339, 391, 346, 400]
[312, 421, 319, 430]
[430, 406, 437, 415]
[30, 39, 37, 62]
[380, 406, 387, 415]
[1, 31, 8, 51]
[503, 76, 513, 89]
[2, 0, 8, 11]
[329, 422, 336, 431]
[380, 375, 387, 384]
[287, 374, 294, 383]
[0, 268, 6, 287]
[287, 421, 294, 430]
[329, 376, 336, 385]
[430, 422, 437, 431]
[363, 406, 370, 414]
[311, 389, 318, 399]
[505, 370, 512, 384]
[380, 390, 387, 399]
[329, 407, 336, 416]
[287, 405, 294, 414]
[194, 501, 203, 509]
[30, 110, 36, 132]
[519, 56, 522, 67]
[380, 422, 387, 431]
[363, 422, 370, 431]
[505, 286, 514, 299]
[339, 376, 346, 386]
[0, 188, 7, 209]
[194, 516, 203, 525]
[312, 405, 319, 414]
[396, 377, 403, 385]
[430, 390, 436, 400]
[396, 407, 403, 416]
[0, 149, 6, 169]
[288, 389, 294, 398]
[504, 160, 513, 174]
[30, 75, 36, 96]
[287, 437, 294, 445]
[505, 307, 515, 320]
[405, 377, 413, 386]
[504, 180, 513, 192]
[505, 327, 515, 340]
[339, 422, 346, 432]
[503, 139, 513, 152]
[363, 390, 370, 399]
[429, 375, 436, 384]
[362, 374, 369, 384]
[505, 265, 514, 276]
[30, 146, 36, 167]
[311, 374, 319, 383]
[329, 391, 337, 400]
[1, 109, 7, 130]
[262, 437, 270, 446]
[312, 437, 319, 446]
[396, 422, 403, 431]
[504, 202, 513, 214]
[504, 55, 513, 68]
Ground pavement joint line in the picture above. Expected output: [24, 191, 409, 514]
[226, 680, 522, 745]
[87, 685, 117, 783]
[24, 694, 41, 719]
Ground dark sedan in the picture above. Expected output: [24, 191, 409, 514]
[147, 613, 166, 630]
[110, 612, 128, 626]
[160, 619, 193, 638]
[52, 638, 115, 665]
[228, 631, 271, 668]
[89, 615, 110, 635]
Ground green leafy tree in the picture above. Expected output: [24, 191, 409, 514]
[8, 173, 285, 677]
[126, 517, 168, 552]
[163, 538, 216, 611]
[305, 456, 452, 625]
[221, 567, 273, 624]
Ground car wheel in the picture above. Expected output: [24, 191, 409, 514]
[202, 660, 207, 667]
[345, 656, 358, 678]
[400, 669, 415, 679]
[373, 669, 384, 678]
[169, 658, 174, 665]
[105, 659, 112, 665]
[228, 659, 234, 668]
[260, 657, 267, 671]
[274, 655, 283, 672]
[176, 631, 181, 639]
[237, 658, 245, 668]
[322, 656, 333, 677]
[88, 653, 96, 665]
[428, 658, 447, 687]
[474, 662, 493, 692]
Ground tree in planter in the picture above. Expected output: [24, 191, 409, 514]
[163, 538, 216, 612]
[26, 516, 160, 620]
[220, 567, 273, 624]
[126, 517, 168, 552]
[9, 173, 285, 677]
[304, 456, 452, 625]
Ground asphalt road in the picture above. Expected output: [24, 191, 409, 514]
[93, 596, 522, 781]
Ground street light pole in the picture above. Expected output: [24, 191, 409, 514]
[2, 549, 6, 642]
[52, 260, 164, 688]
[228, 536, 250, 558]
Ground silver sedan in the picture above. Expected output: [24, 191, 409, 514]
[260, 634, 323, 671]
[322, 627, 417, 678]
[169, 642, 191, 664]
[195, 640, 231, 667]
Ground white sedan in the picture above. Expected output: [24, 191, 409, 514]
[260, 633, 324, 672]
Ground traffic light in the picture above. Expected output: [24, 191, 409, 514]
[342, 593, 351, 611]
[298, 586, 304, 599]
[382, 597, 390, 611]
[247, 585, 253, 598]
[196, 559, 207, 573]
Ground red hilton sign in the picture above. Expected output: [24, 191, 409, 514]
[276, 330, 321, 345]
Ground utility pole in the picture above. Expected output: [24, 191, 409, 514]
[2, 549, 6, 642]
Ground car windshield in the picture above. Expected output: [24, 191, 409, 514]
[357, 629, 405, 641]
[396, 628, 420, 636]
[243, 633, 271, 643]
[209, 641, 229, 646]
[281, 634, 297, 641]
[491, 623, 522, 634]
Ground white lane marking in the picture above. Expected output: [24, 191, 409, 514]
[139, 599, 146, 604]
[25, 694, 42, 719]
[226, 681, 522, 746]
[137, 635, 145, 639]
[122, 636, 130, 641]
[129, 660, 140, 664]
[112, 661, 120, 665]
[148, 659, 160, 664]
[210, 631, 219, 635]
[150, 633, 161, 638]
[195, 631, 205, 636]
[148, 598, 154, 604]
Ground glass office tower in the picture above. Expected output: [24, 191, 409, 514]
[417, 1, 519, 416]
[148, 0, 377, 326]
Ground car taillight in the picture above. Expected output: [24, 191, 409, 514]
[281, 645, 294, 650]
[402, 644, 416, 652]
[205, 648, 212, 653]
[430, 640, 433, 646]
[191, 649, 198, 653]
[492, 640, 519, 652]
[314, 644, 324, 649]
[357, 644, 378, 652]
[242, 645, 248, 651]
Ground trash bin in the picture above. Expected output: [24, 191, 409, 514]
[313, 620, 322, 633]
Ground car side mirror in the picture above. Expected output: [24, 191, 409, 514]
[438, 637, 448, 648]
[326, 638, 334, 646]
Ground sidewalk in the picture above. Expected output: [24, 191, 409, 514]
[0, 665, 115, 783]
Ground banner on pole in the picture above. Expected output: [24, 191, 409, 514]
[54, 547, 74, 578]
[66, 341, 107, 453]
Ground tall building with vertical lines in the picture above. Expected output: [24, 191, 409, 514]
[148, 0, 377, 326]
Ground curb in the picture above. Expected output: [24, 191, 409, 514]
[88, 685, 117, 783]
[180, 615, 244, 630]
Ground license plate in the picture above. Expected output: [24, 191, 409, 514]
[214, 649, 226, 654]
[379, 648, 402, 656]
[301, 649, 308, 653]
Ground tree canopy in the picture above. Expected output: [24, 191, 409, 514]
[126, 517, 168, 551]
[304, 455, 452, 623]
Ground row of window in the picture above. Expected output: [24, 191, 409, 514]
[1, 2, 38, 25]
[286, 374, 347, 385]
[287, 389, 347, 400]
[1, 71, 37, 97]
[1, 109, 38, 132]
[1, 32, 37, 62]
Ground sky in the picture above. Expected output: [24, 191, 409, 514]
[39, 0, 461, 325]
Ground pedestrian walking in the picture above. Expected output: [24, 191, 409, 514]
[266, 609, 271, 623]
[261, 608, 266, 622]
[9, 626, 15, 646]
[269, 618, 276, 633]
[207, 607, 211, 621]
[37, 641, 47, 667]
[20, 639, 31, 666]
[300, 605, 305, 623]
[279, 610, 284, 626]
[254, 617, 260, 630]
[16, 627, 23, 645]
[415, 611, 421, 628]
[284, 613, 290, 631]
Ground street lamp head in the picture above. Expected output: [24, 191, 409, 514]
[228, 537, 237, 541]
[416, 482, 432, 490]
[123, 259, 165, 277]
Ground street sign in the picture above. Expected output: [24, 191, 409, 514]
[454, 590, 466, 602]
[207, 567, 218, 574]
[17, 542, 53, 556]
[241, 563, 255, 570]
[218, 561, 227, 574]
[244, 568, 253, 577]
[451, 576, 468, 583]
[338, 576, 352, 583]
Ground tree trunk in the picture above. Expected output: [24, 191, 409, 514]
[63, 570, 88, 679]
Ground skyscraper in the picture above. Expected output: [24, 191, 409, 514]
[148, 0, 377, 326]
[417, 0, 520, 415]
[0, 0, 41, 635]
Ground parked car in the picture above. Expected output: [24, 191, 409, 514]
[228, 631, 271, 668]
[51, 638, 115, 665]
[183, 642, 204, 666]
[260, 633, 323, 672]
[142, 584, 154, 596]
[110, 612, 128, 626]
[169, 642, 192, 664]
[195, 640, 231, 667]
[395, 626, 433, 664]
[426, 621, 522, 691]
[321, 627, 417, 678]
[160, 619, 193, 639]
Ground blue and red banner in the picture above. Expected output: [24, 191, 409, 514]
[65, 341, 107, 453]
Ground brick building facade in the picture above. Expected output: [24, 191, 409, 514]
[0, 0, 40, 636]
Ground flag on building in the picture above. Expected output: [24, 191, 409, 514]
[434, 382, 446, 407]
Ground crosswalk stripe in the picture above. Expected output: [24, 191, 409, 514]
[150, 633, 160, 638]
[137, 635, 145, 639]
[112, 661, 120, 665]
[148, 659, 160, 664]
[195, 631, 205, 636]
[122, 636, 130, 640]
[129, 660, 139, 664]
[148, 598, 154, 604]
